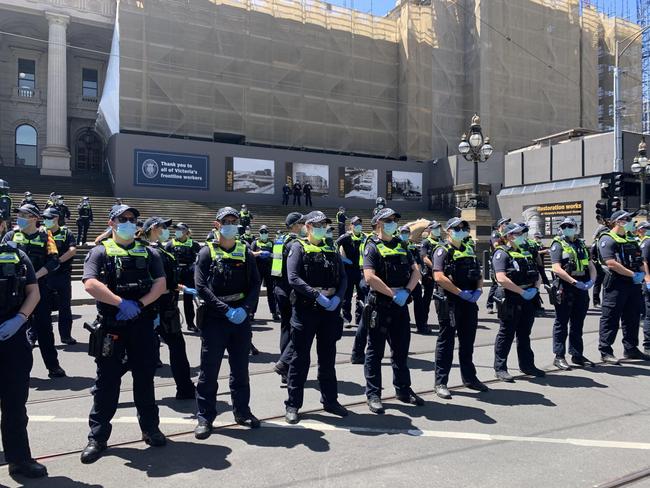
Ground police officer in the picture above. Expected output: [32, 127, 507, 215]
[432, 218, 487, 398]
[80, 204, 167, 463]
[549, 217, 597, 370]
[0, 237, 47, 478]
[335, 216, 366, 324]
[251, 225, 277, 320]
[45, 192, 57, 208]
[284, 211, 348, 424]
[492, 223, 544, 382]
[417, 221, 442, 334]
[238, 204, 252, 235]
[598, 210, 650, 364]
[372, 196, 386, 217]
[3, 204, 65, 378]
[363, 208, 424, 414]
[271, 212, 305, 381]
[303, 182, 313, 207]
[292, 181, 302, 205]
[591, 224, 609, 307]
[54, 195, 71, 226]
[486, 217, 510, 314]
[336, 206, 347, 238]
[639, 221, 650, 356]
[399, 225, 429, 334]
[42, 207, 78, 345]
[144, 217, 195, 399]
[21, 192, 40, 211]
[519, 221, 547, 316]
[241, 226, 254, 246]
[0, 179, 12, 221]
[77, 196, 94, 245]
[166, 222, 202, 332]
[282, 182, 291, 206]
[194, 207, 261, 439]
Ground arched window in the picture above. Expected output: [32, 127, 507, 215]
[76, 129, 103, 172]
[15, 124, 37, 167]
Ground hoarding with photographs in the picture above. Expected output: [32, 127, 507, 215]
[522, 201, 584, 238]
[387, 170, 422, 201]
[286, 162, 329, 196]
[338, 167, 378, 200]
[226, 157, 275, 194]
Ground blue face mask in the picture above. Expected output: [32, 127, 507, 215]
[16, 217, 30, 230]
[299, 227, 307, 238]
[259, 233, 269, 242]
[159, 228, 170, 241]
[174, 230, 184, 239]
[353, 225, 363, 234]
[624, 221, 635, 233]
[383, 222, 398, 235]
[450, 229, 469, 241]
[562, 227, 576, 238]
[431, 228, 442, 238]
[116, 222, 137, 240]
[312, 227, 327, 241]
[399, 233, 410, 242]
[514, 235, 527, 247]
[325, 232, 333, 239]
[219, 224, 238, 239]
[43, 219, 55, 229]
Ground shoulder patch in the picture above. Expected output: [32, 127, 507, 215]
[288, 249, 294, 257]
[495, 252, 502, 260]
[601, 241, 606, 247]
[436, 248, 444, 256]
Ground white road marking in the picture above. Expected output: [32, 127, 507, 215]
[28, 416, 650, 451]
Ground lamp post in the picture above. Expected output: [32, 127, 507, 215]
[613, 25, 650, 173]
[458, 113, 493, 208]
[631, 137, 649, 212]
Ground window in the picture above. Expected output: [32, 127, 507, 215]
[17, 59, 35, 97]
[82, 68, 98, 100]
[15, 124, 37, 167]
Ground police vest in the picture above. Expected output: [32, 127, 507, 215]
[78, 204, 92, 218]
[0, 246, 27, 318]
[599, 230, 643, 272]
[207, 241, 248, 299]
[255, 239, 273, 253]
[170, 238, 196, 265]
[12, 230, 49, 270]
[502, 247, 539, 287]
[441, 242, 482, 290]
[51, 227, 71, 253]
[336, 212, 345, 223]
[552, 236, 590, 279]
[100, 239, 153, 306]
[296, 239, 340, 289]
[154, 244, 180, 291]
[239, 211, 251, 223]
[369, 236, 411, 288]
[271, 234, 297, 278]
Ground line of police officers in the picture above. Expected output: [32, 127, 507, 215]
[3, 194, 650, 478]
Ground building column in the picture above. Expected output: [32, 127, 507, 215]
[41, 12, 71, 177]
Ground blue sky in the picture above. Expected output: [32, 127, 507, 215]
[324, 0, 640, 23]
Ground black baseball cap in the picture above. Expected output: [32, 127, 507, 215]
[143, 217, 172, 232]
[285, 212, 304, 228]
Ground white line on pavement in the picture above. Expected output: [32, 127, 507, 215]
[28, 416, 650, 451]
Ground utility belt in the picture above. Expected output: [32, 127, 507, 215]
[289, 288, 334, 308]
[85, 314, 161, 358]
[217, 292, 246, 303]
[111, 279, 153, 296]
[433, 288, 449, 317]
[493, 285, 534, 322]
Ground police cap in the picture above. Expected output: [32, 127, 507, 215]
[371, 208, 400, 226]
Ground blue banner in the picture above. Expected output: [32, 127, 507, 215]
[134, 150, 209, 190]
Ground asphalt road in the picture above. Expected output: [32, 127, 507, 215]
[2, 292, 650, 488]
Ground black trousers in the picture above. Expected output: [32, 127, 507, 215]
[598, 278, 641, 356]
[89, 316, 159, 442]
[196, 316, 252, 423]
[29, 280, 60, 370]
[180, 270, 196, 328]
[342, 265, 364, 322]
[643, 288, 650, 350]
[414, 277, 435, 329]
[254, 268, 277, 316]
[486, 279, 499, 309]
[77, 218, 91, 245]
[286, 302, 343, 409]
[282, 194, 289, 205]
[304, 193, 312, 206]
[593, 264, 605, 305]
[0, 325, 33, 463]
[364, 302, 411, 398]
[274, 285, 294, 365]
[494, 296, 536, 372]
[293, 194, 301, 205]
[48, 271, 73, 340]
[552, 286, 589, 357]
[338, 224, 345, 238]
[435, 299, 479, 385]
[157, 296, 194, 394]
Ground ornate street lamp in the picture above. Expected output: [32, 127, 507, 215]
[631, 137, 649, 212]
[458, 114, 492, 208]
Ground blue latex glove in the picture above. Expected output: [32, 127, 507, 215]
[183, 287, 198, 296]
[259, 251, 271, 259]
[471, 289, 483, 302]
[0, 314, 27, 341]
[458, 290, 474, 302]
[392, 289, 409, 307]
[574, 281, 589, 291]
[584, 280, 594, 290]
[116, 299, 141, 321]
[153, 315, 161, 329]
[646, 282, 650, 292]
[325, 296, 341, 311]
[341, 257, 353, 265]
[316, 294, 332, 309]
[521, 288, 538, 301]
[633, 272, 646, 285]
[225, 307, 248, 324]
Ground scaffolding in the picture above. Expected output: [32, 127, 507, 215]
[639, 0, 650, 133]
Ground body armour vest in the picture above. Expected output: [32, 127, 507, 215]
[296, 239, 340, 288]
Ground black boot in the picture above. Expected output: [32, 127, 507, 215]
[8, 460, 48, 478]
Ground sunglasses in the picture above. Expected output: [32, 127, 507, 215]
[383, 218, 398, 224]
[561, 224, 575, 229]
[450, 226, 464, 232]
[116, 216, 137, 223]
[311, 223, 326, 229]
